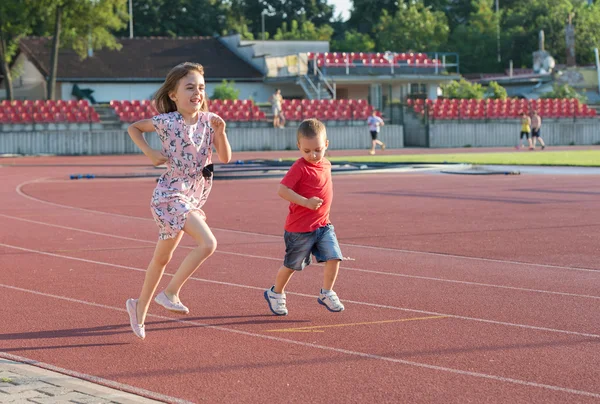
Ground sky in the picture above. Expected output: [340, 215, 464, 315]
[328, 0, 352, 21]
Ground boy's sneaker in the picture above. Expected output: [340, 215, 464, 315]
[154, 291, 189, 314]
[318, 290, 345, 312]
[264, 286, 288, 316]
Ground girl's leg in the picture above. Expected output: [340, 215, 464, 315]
[279, 113, 286, 128]
[323, 259, 341, 290]
[137, 232, 184, 324]
[274, 266, 295, 294]
[164, 211, 217, 300]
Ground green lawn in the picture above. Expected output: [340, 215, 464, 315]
[328, 150, 600, 167]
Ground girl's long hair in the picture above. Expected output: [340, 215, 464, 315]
[153, 62, 208, 114]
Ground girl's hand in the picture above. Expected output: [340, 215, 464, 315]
[148, 149, 167, 166]
[305, 196, 324, 210]
[210, 114, 226, 135]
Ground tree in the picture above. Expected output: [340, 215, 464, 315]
[502, 0, 576, 68]
[448, 0, 501, 73]
[540, 82, 587, 102]
[423, 0, 477, 30]
[331, 30, 375, 52]
[347, 0, 399, 34]
[441, 79, 486, 99]
[486, 81, 508, 99]
[273, 20, 333, 41]
[0, 0, 41, 100]
[573, 1, 600, 65]
[227, 0, 333, 41]
[374, 2, 449, 52]
[44, 0, 127, 100]
[211, 80, 240, 100]
[118, 0, 226, 37]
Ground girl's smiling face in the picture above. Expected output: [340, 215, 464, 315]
[169, 70, 205, 115]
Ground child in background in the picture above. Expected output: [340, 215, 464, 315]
[264, 119, 345, 316]
[126, 62, 232, 339]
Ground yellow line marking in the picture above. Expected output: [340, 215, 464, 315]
[265, 315, 447, 333]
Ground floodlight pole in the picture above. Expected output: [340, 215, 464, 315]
[129, 0, 134, 38]
[261, 10, 266, 41]
[496, 0, 501, 62]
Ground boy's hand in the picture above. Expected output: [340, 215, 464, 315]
[305, 197, 324, 210]
[210, 114, 226, 134]
[148, 149, 167, 166]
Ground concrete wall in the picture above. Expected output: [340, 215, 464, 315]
[59, 81, 273, 104]
[428, 120, 600, 148]
[0, 125, 404, 155]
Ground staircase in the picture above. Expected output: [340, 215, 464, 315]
[94, 105, 123, 129]
[297, 71, 335, 100]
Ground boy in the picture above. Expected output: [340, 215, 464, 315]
[264, 119, 345, 315]
[366, 110, 386, 155]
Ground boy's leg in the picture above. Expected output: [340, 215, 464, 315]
[313, 225, 345, 312]
[136, 232, 184, 324]
[164, 211, 217, 302]
[274, 266, 295, 294]
[322, 259, 341, 291]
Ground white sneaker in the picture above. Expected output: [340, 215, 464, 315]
[126, 298, 145, 339]
[264, 286, 288, 316]
[318, 290, 345, 312]
[154, 291, 189, 314]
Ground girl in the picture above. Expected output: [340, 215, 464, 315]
[126, 62, 232, 339]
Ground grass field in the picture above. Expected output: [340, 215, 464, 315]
[329, 150, 600, 167]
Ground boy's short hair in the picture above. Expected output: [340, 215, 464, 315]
[297, 119, 327, 142]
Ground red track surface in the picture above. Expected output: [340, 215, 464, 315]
[1, 152, 599, 403]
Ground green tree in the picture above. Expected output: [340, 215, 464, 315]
[441, 79, 486, 99]
[502, 0, 576, 68]
[448, 0, 501, 73]
[573, 1, 600, 65]
[119, 0, 225, 37]
[540, 82, 587, 102]
[331, 30, 375, 52]
[43, 0, 127, 100]
[374, 1, 449, 52]
[273, 20, 333, 41]
[0, 0, 42, 100]
[424, 0, 477, 30]
[347, 0, 399, 34]
[486, 81, 508, 99]
[211, 80, 240, 100]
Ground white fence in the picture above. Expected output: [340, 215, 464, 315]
[0, 125, 404, 155]
[428, 120, 600, 148]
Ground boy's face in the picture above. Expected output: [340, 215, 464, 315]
[298, 133, 328, 164]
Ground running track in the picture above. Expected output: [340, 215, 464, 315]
[1, 153, 599, 403]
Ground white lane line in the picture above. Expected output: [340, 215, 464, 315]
[1, 241, 599, 340]
[15, 178, 600, 273]
[1, 283, 600, 400]
[1, 212, 598, 301]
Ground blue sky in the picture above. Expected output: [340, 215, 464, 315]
[329, 0, 352, 21]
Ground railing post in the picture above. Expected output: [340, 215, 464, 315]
[318, 83, 321, 100]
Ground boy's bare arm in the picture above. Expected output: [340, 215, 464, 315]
[278, 184, 323, 210]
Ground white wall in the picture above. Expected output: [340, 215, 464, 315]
[59, 81, 278, 103]
[241, 40, 329, 57]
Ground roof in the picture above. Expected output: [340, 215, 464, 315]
[19, 37, 264, 82]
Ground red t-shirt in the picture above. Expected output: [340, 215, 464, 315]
[280, 158, 333, 233]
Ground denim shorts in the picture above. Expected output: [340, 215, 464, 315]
[283, 224, 344, 271]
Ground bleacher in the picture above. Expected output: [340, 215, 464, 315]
[0, 100, 100, 124]
[308, 52, 440, 68]
[110, 98, 377, 123]
[110, 99, 266, 122]
[281, 99, 378, 121]
[409, 98, 598, 120]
